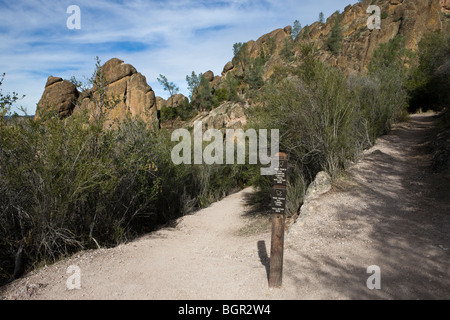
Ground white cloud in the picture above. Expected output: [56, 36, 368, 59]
[0, 0, 357, 114]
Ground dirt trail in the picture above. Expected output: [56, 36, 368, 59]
[1, 113, 449, 300]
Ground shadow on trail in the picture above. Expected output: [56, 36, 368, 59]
[283, 114, 450, 299]
[257, 240, 270, 282]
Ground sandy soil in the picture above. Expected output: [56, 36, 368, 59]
[1, 113, 449, 300]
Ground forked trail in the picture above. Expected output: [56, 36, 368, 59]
[1, 113, 449, 299]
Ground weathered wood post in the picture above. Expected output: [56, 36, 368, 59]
[268, 152, 288, 288]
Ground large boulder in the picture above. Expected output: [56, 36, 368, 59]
[156, 96, 167, 110]
[164, 93, 189, 108]
[203, 70, 215, 82]
[99, 58, 136, 85]
[303, 171, 332, 203]
[222, 61, 234, 75]
[79, 58, 158, 124]
[189, 102, 247, 131]
[36, 76, 79, 119]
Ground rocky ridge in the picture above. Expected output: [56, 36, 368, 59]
[34, 0, 449, 128]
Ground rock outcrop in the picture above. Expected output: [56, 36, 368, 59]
[216, 0, 449, 78]
[303, 171, 332, 203]
[203, 70, 215, 82]
[36, 76, 79, 119]
[163, 94, 189, 109]
[441, 0, 450, 12]
[222, 62, 234, 75]
[295, 0, 449, 73]
[36, 58, 158, 126]
[79, 58, 158, 124]
[188, 102, 248, 131]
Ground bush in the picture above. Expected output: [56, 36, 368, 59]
[212, 88, 230, 108]
[408, 31, 450, 112]
[160, 105, 178, 121]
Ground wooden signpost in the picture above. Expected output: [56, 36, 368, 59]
[268, 152, 288, 288]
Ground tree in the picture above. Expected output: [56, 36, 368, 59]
[157, 74, 179, 108]
[223, 73, 240, 103]
[301, 25, 310, 39]
[319, 12, 325, 24]
[0, 73, 24, 124]
[198, 75, 212, 111]
[186, 71, 201, 101]
[327, 18, 343, 55]
[232, 42, 250, 73]
[292, 20, 302, 40]
[233, 42, 244, 57]
[280, 38, 294, 62]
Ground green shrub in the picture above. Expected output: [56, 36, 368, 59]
[212, 88, 230, 108]
[327, 19, 343, 55]
[160, 105, 178, 121]
[408, 31, 450, 112]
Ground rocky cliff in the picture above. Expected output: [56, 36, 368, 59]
[217, 0, 449, 78]
[295, 0, 450, 73]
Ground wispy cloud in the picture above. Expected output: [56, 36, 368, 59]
[0, 0, 357, 114]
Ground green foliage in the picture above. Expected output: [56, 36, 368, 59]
[0, 73, 25, 122]
[177, 98, 197, 121]
[157, 74, 179, 108]
[292, 20, 302, 40]
[160, 105, 178, 121]
[368, 36, 410, 73]
[280, 38, 295, 62]
[363, 36, 410, 137]
[246, 54, 266, 90]
[319, 12, 325, 24]
[199, 75, 213, 111]
[265, 37, 277, 56]
[408, 31, 450, 112]
[223, 73, 241, 103]
[327, 18, 343, 55]
[301, 25, 310, 39]
[212, 87, 230, 107]
[186, 71, 202, 101]
[232, 42, 250, 73]
[160, 98, 196, 122]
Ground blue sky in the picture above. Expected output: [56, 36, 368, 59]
[0, 0, 357, 115]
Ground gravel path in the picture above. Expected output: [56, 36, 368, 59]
[1, 113, 448, 300]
